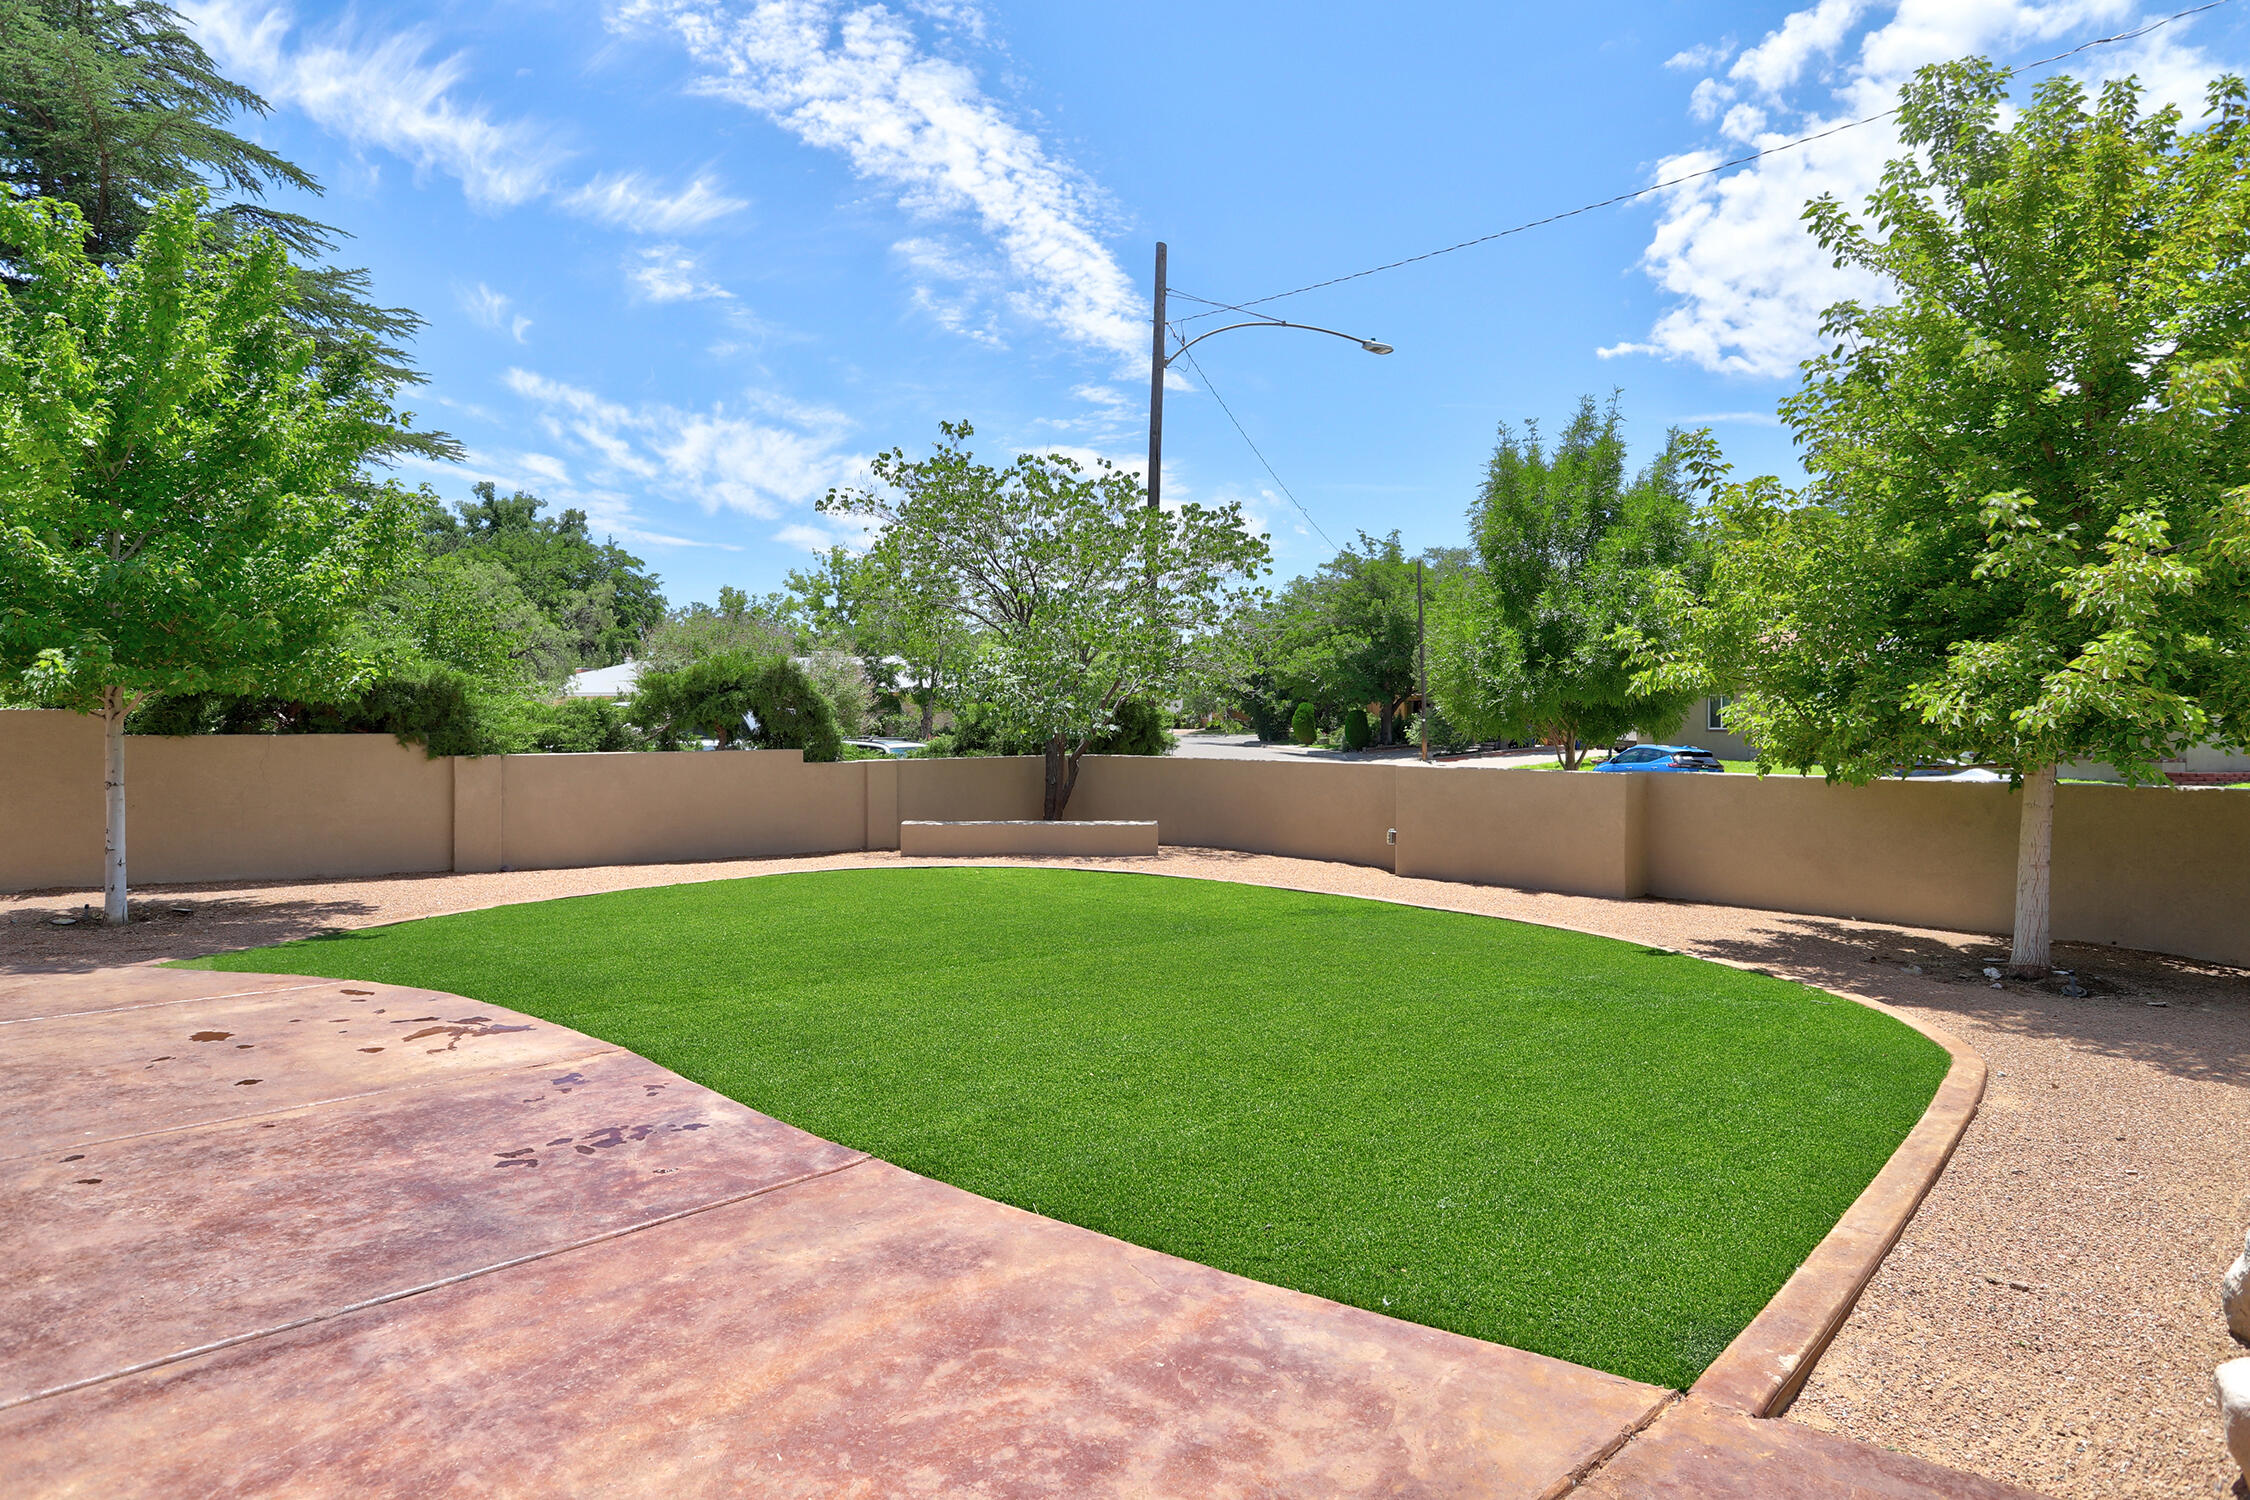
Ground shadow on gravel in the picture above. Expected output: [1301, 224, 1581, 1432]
[1692, 914, 2250, 1087]
[1, 892, 386, 974]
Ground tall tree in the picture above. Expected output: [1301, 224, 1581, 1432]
[1654, 63, 2250, 976]
[1432, 397, 1708, 768]
[0, 0, 449, 454]
[0, 190, 418, 922]
[420, 483, 665, 668]
[1268, 531, 1426, 745]
[822, 422, 1267, 816]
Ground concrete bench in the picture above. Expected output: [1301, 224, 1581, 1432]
[899, 820, 1159, 858]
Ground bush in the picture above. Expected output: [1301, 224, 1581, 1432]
[630, 653, 844, 761]
[512, 697, 642, 754]
[1342, 707, 1371, 751]
[1290, 701, 1317, 745]
[1089, 698, 1175, 757]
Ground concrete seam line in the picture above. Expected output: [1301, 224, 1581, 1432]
[0, 979, 336, 1026]
[1540, 1389, 1680, 1500]
[0, 1153, 873, 1414]
[0, 1045, 626, 1166]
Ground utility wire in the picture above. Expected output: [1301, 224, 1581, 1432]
[1176, 346, 1336, 550]
[1210, 0, 2237, 314]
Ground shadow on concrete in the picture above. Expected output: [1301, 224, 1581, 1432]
[1689, 912, 2250, 1087]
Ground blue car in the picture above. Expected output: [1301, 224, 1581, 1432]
[1595, 744, 1725, 773]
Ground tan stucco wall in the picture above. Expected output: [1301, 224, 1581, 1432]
[4, 709, 2244, 970]
[899, 820, 1158, 858]
[1643, 773, 2021, 935]
[896, 756, 1044, 824]
[491, 750, 867, 871]
[2, 711, 454, 887]
[1394, 764, 1648, 899]
[1070, 756, 1397, 869]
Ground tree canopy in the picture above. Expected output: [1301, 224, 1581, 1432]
[1651, 61, 2250, 971]
[0, 189, 419, 918]
[1431, 396, 1709, 768]
[821, 421, 1267, 815]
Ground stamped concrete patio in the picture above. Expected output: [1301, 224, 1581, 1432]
[1, 919, 2043, 1497]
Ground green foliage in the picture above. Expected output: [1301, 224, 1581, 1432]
[784, 544, 966, 736]
[0, 190, 416, 714]
[1088, 697, 1174, 756]
[1290, 701, 1317, 745]
[1257, 531, 1448, 745]
[1341, 706, 1371, 751]
[187, 867, 1949, 1391]
[0, 0, 446, 448]
[420, 483, 664, 671]
[629, 652, 842, 762]
[508, 697, 643, 755]
[1653, 63, 2250, 787]
[821, 421, 1267, 816]
[1432, 396, 1709, 769]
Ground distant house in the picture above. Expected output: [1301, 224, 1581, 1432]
[564, 661, 642, 700]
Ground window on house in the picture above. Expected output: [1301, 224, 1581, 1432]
[1706, 696, 1732, 733]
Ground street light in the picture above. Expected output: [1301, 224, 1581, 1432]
[1145, 241, 1391, 509]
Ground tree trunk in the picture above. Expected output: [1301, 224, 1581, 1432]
[103, 686, 129, 926]
[1043, 734, 1083, 821]
[1555, 724, 1582, 771]
[1377, 699, 1394, 747]
[917, 693, 935, 738]
[2008, 762, 2056, 977]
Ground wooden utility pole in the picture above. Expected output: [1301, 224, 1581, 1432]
[1146, 241, 1167, 509]
[1418, 559, 1430, 762]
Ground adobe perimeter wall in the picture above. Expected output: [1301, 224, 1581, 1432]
[4, 711, 2245, 969]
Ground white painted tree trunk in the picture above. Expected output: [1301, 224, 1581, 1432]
[103, 686, 129, 926]
[2008, 762, 2056, 977]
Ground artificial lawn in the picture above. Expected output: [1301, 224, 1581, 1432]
[180, 867, 1948, 1389]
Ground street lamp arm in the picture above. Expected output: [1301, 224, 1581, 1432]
[1166, 317, 1392, 364]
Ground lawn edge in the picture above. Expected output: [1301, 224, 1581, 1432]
[156, 851, 1980, 1411]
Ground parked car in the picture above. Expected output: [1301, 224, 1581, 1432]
[844, 737, 928, 758]
[1596, 744, 1725, 773]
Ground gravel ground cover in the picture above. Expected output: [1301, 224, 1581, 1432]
[172, 866, 1944, 1391]
[6, 847, 2245, 1497]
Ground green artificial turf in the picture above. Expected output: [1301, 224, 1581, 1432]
[180, 867, 1947, 1389]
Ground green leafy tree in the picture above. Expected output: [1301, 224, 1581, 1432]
[1266, 531, 1427, 745]
[1290, 701, 1317, 745]
[1651, 63, 2250, 975]
[0, 191, 417, 921]
[1431, 396, 1708, 769]
[821, 422, 1268, 817]
[420, 483, 664, 667]
[787, 543, 967, 737]
[629, 652, 842, 761]
[0, 0, 449, 450]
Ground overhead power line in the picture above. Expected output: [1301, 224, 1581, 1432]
[1205, 0, 2237, 316]
[1176, 346, 1336, 551]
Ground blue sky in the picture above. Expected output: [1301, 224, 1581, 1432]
[179, 0, 2250, 606]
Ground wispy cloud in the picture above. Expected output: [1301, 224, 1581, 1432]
[608, 0, 1144, 362]
[561, 171, 750, 233]
[626, 245, 735, 303]
[502, 368, 866, 529]
[457, 281, 532, 342]
[1618, 0, 2226, 377]
[182, 0, 569, 208]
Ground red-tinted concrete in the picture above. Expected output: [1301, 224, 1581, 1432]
[0, 965, 2031, 1497]
[1577, 1396, 2042, 1498]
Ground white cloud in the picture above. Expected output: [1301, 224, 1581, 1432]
[502, 368, 865, 524]
[1667, 40, 1735, 72]
[608, 0, 1144, 362]
[457, 282, 531, 342]
[627, 245, 735, 303]
[561, 171, 750, 232]
[182, 0, 568, 208]
[1619, 0, 2227, 377]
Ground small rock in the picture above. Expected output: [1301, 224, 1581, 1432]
[2214, 1359, 2250, 1480]
[2223, 1228, 2250, 1343]
[170, 905, 193, 916]
[2147, 1000, 2169, 1008]
[1903, 964, 1923, 975]
[48, 917, 75, 927]
[1982, 965, 2003, 979]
